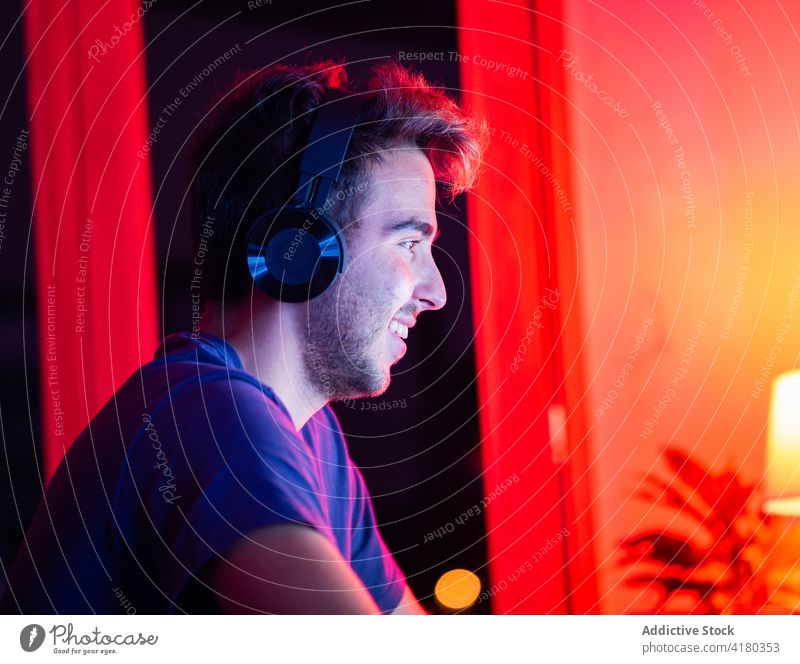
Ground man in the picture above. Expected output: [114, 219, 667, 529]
[0, 60, 486, 614]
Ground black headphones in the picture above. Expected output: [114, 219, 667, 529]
[245, 87, 364, 303]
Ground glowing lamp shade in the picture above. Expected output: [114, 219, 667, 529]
[434, 569, 481, 611]
[764, 371, 800, 516]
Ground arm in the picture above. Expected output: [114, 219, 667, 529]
[206, 523, 382, 614]
[391, 585, 427, 615]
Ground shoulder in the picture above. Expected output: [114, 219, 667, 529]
[170, 375, 307, 467]
[131, 366, 309, 498]
[146, 354, 295, 435]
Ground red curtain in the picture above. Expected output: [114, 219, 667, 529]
[24, 0, 159, 482]
[457, 0, 599, 613]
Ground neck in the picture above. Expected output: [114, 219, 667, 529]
[199, 295, 327, 431]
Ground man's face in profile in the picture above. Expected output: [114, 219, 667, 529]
[302, 147, 447, 401]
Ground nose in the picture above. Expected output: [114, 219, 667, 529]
[414, 252, 447, 312]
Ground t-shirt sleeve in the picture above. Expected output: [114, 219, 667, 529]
[346, 465, 407, 614]
[137, 378, 333, 611]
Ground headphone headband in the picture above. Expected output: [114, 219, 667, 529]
[294, 88, 364, 211]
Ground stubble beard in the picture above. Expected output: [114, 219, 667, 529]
[301, 278, 392, 402]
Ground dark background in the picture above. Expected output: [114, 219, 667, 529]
[0, 0, 489, 612]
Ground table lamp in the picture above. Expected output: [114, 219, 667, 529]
[764, 370, 800, 516]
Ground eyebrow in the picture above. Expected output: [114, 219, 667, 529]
[383, 217, 441, 243]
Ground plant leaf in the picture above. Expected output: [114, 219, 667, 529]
[625, 571, 716, 596]
[664, 447, 721, 509]
[715, 470, 754, 522]
[620, 531, 705, 567]
[637, 475, 723, 536]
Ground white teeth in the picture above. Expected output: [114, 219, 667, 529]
[389, 320, 409, 339]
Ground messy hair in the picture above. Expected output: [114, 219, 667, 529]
[187, 59, 488, 306]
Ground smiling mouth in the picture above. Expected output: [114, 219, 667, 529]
[388, 319, 409, 339]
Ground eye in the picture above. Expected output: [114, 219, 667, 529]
[400, 239, 422, 252]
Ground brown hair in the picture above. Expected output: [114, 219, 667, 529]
[187, 59, 488, 306]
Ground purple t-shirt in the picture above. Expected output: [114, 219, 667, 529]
[0, 332, 405, 614]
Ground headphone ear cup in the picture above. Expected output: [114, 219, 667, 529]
[245, 206, 347, 303]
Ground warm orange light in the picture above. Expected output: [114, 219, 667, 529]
[434, 569, 481, 611]
[764, 371, 800, 515]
